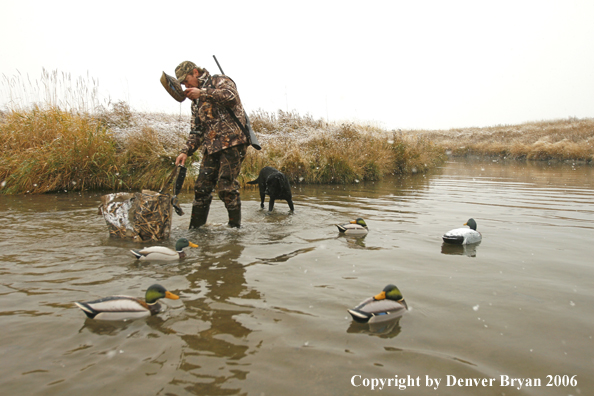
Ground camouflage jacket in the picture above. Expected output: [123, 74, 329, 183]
[181, 74, 249, 156]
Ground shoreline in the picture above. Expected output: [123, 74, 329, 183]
[408, 117, 594, 163]
[1, 104, 592, 195]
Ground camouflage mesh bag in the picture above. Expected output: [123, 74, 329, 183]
[160, 71, 186, 102]
[99, 191, 173, 241]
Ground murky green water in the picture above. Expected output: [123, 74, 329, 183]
[1, 158, 593, 396]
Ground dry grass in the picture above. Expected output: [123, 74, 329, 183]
[0, 105, 446, 194]
[0, 102, 190, 194]
[6, 68, 537, 195]
[241, 110, 446, 185]
[0, 105, 119, 193]
[2, 68, 105, 113]
[3, 83, 590, 196]
[409, 118, 594, 162]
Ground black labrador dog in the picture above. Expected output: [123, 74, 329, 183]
[248, 166, 295, 212]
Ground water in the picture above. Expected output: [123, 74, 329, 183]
[1, 158, 593, 396]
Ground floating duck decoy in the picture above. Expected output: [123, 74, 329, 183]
[336, 218, 369, 236]
[348, 284, 408, 324]
[442, 218, 482, 245]
[74, 284, 180, 321]
[130, 237, 198, 261]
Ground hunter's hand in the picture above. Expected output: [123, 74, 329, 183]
[176, 153, 188, 166]
[184, 88, 203, 100]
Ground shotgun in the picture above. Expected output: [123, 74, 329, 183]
[212, 55, 262, 150]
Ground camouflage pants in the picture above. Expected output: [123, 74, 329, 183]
[193, 144, 247, 210]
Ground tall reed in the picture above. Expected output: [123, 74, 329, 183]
[1, 68, 106, 113]
[0, 105, 119, 193]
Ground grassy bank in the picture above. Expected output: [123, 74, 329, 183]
[243, 110, 445, 184]
[0, 104, 445, 194]
[0, 103, 188, 194]
[0, 106, 119, 194]
[4, 67, 590, 195]
[3, 101, 592, 195]
[409, 117, 594, 162]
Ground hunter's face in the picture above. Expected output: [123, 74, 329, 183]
[181, 69, 201, 88]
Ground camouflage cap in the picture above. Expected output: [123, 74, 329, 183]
[175, 61, 205, 83]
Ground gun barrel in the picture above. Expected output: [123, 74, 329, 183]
[213, 55, 225, 75]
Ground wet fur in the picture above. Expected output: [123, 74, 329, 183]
[248, 166, 295, 212]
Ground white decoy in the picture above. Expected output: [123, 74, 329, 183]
[442, 218, 482, 245]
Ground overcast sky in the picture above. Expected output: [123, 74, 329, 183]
[1, 0, 593, 130]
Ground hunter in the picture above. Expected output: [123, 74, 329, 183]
[174, 61, 249, 228]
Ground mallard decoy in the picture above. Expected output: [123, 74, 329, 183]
[130, 238, 198, 260]
[348, 284, 408, 323]
[337, 218, 369, 236]
[442, 218, 482, 245]
[74, 284, 180, 321]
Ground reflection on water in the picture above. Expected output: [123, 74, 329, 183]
[175, 233, 256, 395]
[337, 233, 379, 250]
[441, 242, 480, 257]
[346, 316, 404, 339]
[79, 318, 138, 336]
[1, 158, 594, 395]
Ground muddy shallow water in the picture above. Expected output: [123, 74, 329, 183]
[1, 158, 593, 396]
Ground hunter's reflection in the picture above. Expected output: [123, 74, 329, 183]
[174, 231, 261, 393]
